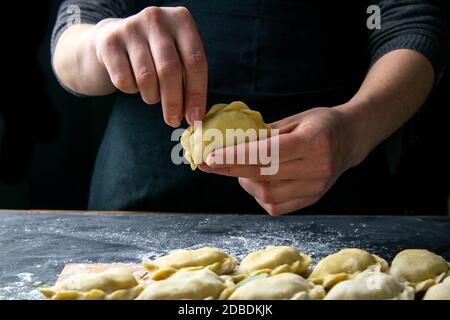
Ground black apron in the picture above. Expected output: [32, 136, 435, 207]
[89, 0, 397, 214]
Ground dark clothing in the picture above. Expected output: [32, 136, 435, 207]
[51, 0, 448, 213]
[52, 1, 449, 81]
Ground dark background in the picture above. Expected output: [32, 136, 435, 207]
[0, 1, 449, 213]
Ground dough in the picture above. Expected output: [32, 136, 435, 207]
[390, 249, 449, 293]
[39, 268, 143, 300]
[181, 101, 271, 170]
[136, 269, 235, 300]
[423, 276, 450, 300]
[308, 248, 388, 289]
[40, 246, 449, 301]
[228, 273, 325, 300]
[324, 270, 414, 300]
[238, 246, 311, 276]
[143, 247, 237, 278]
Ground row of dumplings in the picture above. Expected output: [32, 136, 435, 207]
[39, 246, 450, 300]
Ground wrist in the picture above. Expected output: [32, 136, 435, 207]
[77, 20, 119, 95]
[332, 98, 374, 169]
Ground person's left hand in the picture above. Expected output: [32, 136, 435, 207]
[198, 106, 365, 216]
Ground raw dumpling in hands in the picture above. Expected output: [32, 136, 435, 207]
[238, 246, 311, 276]
[324, 270, 414, 300]
[39, 268, 143, 300]
[229, 273, 325, 300]
[390, 249, 449, 293]
[423, 276, 450, 300]
[308, 248, 388, 289]
[143, 247, 237, 279]
[181, 101, 271, 170]
[136, 268, 235, 300]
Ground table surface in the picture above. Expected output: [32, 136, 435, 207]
[0, 211, 449, 300]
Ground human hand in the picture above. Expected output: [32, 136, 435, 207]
[199, 106, 366, 215]
[93, 6, 207, 127]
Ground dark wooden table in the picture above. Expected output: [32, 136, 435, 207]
[0, 211, 449, 299]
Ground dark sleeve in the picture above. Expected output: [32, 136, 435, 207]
[51, 0, 130, 56]
[368, 0, 449, 83]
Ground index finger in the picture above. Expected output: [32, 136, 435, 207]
[173, 8, 207, 125]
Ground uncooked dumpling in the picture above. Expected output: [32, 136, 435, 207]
[308, 248, 388, 289]
[324, 270, 414, 300]
[390, 249, 448, 293]
[229, 273, 325, 300]
[423, 276, 450, 300]
[181, 101, 271, 170]
[136, 269, 235, 300]
[39, 268, 143, 300]
[143, 247, 237, 278]
[238, 246, 311, 276]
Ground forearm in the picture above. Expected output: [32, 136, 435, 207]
[335, 49, 434, 167]
[53, 23, 116, 95]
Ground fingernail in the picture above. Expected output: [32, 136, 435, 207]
[206, 154, 215, 166]
[189, 108, 203, 124]
[168, 115, 181, 127]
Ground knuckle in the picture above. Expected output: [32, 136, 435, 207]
[259, 185, 274, 204]
[164, 102, 182, 114]
[238, 177, 247, 188]
[265, 204, 279, 216]
[142, 94, 160, 105]
[141, 6, 161, 21]
[135, 68, 156, 85]
[187, 91, 205, 104]
[122, 19, 139, 33]
[175, 6, 192, 19]
[184, 53, 207, 72]
[101, 31, 121, 48]
[239, 178, 254, 194]
[112, 76, 135, 92]
[157, 59, 182, 78]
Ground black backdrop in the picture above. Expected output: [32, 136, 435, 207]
[0, 1, 449, 213]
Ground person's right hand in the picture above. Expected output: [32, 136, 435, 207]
[93, 7, 208, 127]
